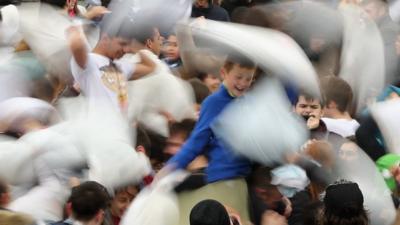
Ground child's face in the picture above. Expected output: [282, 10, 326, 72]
[221, 64, 255, 97]
[203, 74, 221, 93]
[163, 35, 180, 61]
[110, 187, 138, 218]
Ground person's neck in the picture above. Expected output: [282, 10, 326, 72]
[329, 111, 352, 120]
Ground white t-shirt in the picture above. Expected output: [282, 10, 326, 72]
[70, 53, 135, 110]
[321, 117, 360, 138]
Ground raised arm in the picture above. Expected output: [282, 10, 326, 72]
[68, 25, 88, 69]
[176, 21, 225, 79]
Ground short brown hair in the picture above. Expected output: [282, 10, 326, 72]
[223, 54, 256, 72]
[320, 76, 353, 113]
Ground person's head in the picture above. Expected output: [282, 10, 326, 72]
[164, 119, 196, 158]
[188, 78, 211, 113]
[110, 185, 139, 219]
[304, 140, 335, 168]
[320, 76, 353, 117]
[144, 27, 163, 57]
[199, 72, 222, 93]
[194, 0, 210, 8]
[321, 180, 368, 225]
[96, 33, 131, 60]
[135, 125, 152, 157]
[69, 181, 110, 225]
[249, 167, 287, 214]
[339, 140, 360, 162]
[0, 178, 10, 208]
[361, 0, 388, 21]
[294, 91, 324, 120]
[190, 199, 230, 225]
[123, 25, 163, 57]
[163, 34, 180, 61]
[221, 55, 256, 97]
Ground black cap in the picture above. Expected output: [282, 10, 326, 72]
[324, 181, 364, 218]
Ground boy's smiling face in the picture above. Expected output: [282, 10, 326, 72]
[221, 64, 255, 97]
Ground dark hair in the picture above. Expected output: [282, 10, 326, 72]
[70, 181, 110, 222]
[136, 125, 152, 156]
[295, 89, 325, 107]
[169, 119, 196, 140]
[40, 0, 67, 8]
[320, 76, 353, 113]
[190, 199, 230, 225]
[303, 201, 323, 225]
[321, 206, 369, 225]
[188, 78, 211, 104]
[223, 54, 256, 72]
[142, 128, 167, 164]
[116, 21, 157, 44]
[321, 180, 369, 225]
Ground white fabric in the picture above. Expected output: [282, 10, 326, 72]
[339, 5, 385, 114]
[0, 5, 20, 46]
[181, 18, 321, 97]
[9, 170, 69, 222]
[57, 96, 152, 190]
[321, 117, 360, 138]
[71, 53, 134, 111]
[370, 99, 400, 154]
[0, 97, 58, 133]
[18, 2, 98, 82]
[271, 164, 310, 197]
[212, 78, 309, 166]
[126, 50, 195, 137]
[120, 171, 188, 225]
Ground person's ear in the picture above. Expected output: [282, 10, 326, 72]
[145, 38, 152, 49]
[95, 209, 105, 224]
[66, 202, 73, 218]
[136, 145, 146, 155]
[220, 68, 227, 80]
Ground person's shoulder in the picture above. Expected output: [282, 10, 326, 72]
[209, 5, 230, 21]
[202, 88, 226, 106]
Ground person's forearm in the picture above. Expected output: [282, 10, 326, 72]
[131, 51, 156, 79]
[177, 23, 224, 77]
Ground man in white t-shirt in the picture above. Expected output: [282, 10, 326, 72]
[320, 76, 360, 138]
[68, 24, 155, 112]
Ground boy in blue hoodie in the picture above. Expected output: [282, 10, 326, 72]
[165, 56, 256, 224]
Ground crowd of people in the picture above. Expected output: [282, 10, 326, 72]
[0, 0, 400, 225]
